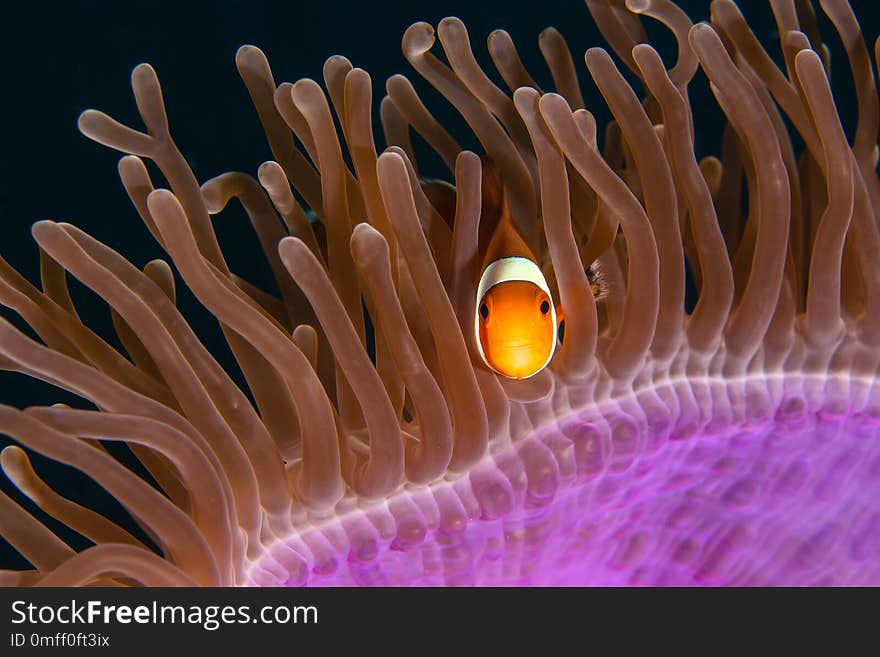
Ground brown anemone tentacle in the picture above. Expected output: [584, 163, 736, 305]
[35, 544, 198, 587]
[38, 248, 78, 318]
[575, 114, 621, 271]
[487, 30, 543, 93]
[0, 317, 248, 580]
[0, 446, 145, 549]
[235, 45, 323, 214]
[145, 189, 343, 512]
[344, 68, 407, 416]
[385, 74, 461, 176]
[86, 77, 311, 486]
[848, 158, 880, 343]
[626, 0, 698, 89]
[0, 405, 221, 586]
[379, 96, 418, 169]
[690, 23, 790, 361]
[539, 28, 586, 111]
[290, 78, 366, 430]
[448, 152, 484, 341]
[291, 324, 319, 370]
[0, 317, 244, 535]
[105, 156, 301, 506]
[322, 55, 354, 138]
[709, 0, 822, 160]
[110, 296, 164, 383]
[539, 93, 660, 381]
[278, 235, 405, 499]
[273, 83, 320, 175]
[377, 151, 488, 472]
[633, 44, 734, 354]
[437, 17, 537, 176]
[819, 0, 879, 183]
[402, 22, 539, 251]
[385, 74, 462, 174]
[392, 146, 454, 283]
[257, 161, 325, 264]
[514, 88, 598, 380]
[30, 221, 267, 538]
[256, 161, 336, 391]
[26, 406, 233, 578]
[79, 64, 227, 270]
[586, 47, 684, 361]
[584, 0, 647, 77]
[795, 50, 854, 345]
[350, 223, 454, 484]
[0, 485, 75, 572]
[0, 257, 84, 360]
[201, 172, 304, 328]
[230, 276, 288, 325]
[445, 151, 513, 439]
[201, 172, 306, 456]
[0, 253, 174, 407]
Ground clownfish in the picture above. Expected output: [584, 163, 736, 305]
[473, 160, 563, 380]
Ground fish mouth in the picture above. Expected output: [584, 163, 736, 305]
[490, 341, 552, 373]
[498, 339, 545, 352]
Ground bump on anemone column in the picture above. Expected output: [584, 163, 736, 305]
[2, 0, 880, 586]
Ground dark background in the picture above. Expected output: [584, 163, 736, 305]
[0, 0, 878, 571]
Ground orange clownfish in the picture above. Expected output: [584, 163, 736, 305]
[474, 160, 563, 380]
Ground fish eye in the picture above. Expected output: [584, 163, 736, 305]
[540, 300, 550, 315]
[480, 302, 489, 319]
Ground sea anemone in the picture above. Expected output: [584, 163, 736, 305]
[2, 0, 879, 586]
